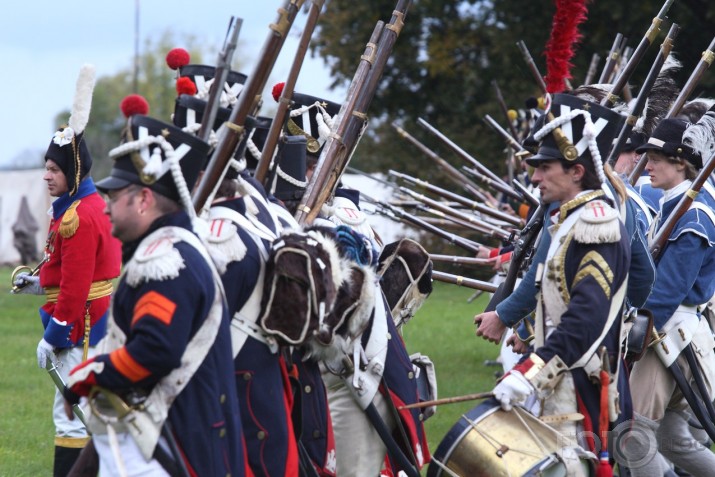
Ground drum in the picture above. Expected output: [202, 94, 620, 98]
[427, 398, 589, 477]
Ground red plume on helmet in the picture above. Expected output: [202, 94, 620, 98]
[165, 48, 191, 70]
[272, 82, 286, 102]
[543, 0, 589, 94]
[120, 94, 150, 118]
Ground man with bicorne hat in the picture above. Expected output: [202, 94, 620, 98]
[63, 96, 249, 476]
[12, 64, 121, 477]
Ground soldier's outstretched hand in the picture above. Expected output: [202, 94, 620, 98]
[475, 311, 506, 344]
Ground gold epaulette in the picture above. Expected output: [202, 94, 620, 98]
[59, 200, 81, 238]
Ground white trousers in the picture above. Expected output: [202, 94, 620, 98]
[52, 346, 96, 439]
[94, 431, 170, 477]
[322, 371, 396, 477]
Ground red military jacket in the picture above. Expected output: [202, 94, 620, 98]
[39, 179, 121, 347]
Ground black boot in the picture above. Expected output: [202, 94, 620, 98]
[54, 446, 82, 477]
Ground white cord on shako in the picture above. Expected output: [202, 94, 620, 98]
[533, 106, 608, 189]
[180, 122, 218, 148]
[194, 77, 238, 109]
[109, 134, 197, 222]
[289, 100, 336, 141]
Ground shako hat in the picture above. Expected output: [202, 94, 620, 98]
[97, 96, 210, 207]
[267, 135, 308, 202]
[45, 64, 96, 196]
[270, 82, 341, 157]
[527, 93, 624, 167]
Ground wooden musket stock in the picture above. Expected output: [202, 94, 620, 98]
[254, 0, 325, 183]
[601, 0, 675, 107]
[608, 23, 679, 167]
[296, 0, 412, 225]
[193, 0, 305, 214]
[431, 271, 498, 293]
[629, 34, 715, 185]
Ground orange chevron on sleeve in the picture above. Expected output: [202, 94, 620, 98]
[132, 291, 177, 327]
[109, 347, 151, 382]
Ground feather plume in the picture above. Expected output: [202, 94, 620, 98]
[636, 56, 682, 136]
[544, 0, 589, 94]
[68, 64, 96, 135]
[683, 104, 715, 166]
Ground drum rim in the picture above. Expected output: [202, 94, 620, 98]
[427, 398, 501, 477]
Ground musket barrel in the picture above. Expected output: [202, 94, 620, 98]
[609, 23, 679, 167]
[400, 186, 512, 240]
[193, 0, 304, 213]
[417, 117, 511, 191]
[666, 35, 715, 118]
[461, 165, 524, 203]
[598, 33, 624, 84]
[254, 0, 324, 183]
[391, 122, 492, 203]
[389, 169, 522, 226]
[297, 0, 413, 225]
[491, 80, 520, 140]
[583, 52, 601, 86]
[430, 254, 493, 266]
[601, 0, 675, 107]
[198, 17, 242, 144]
[431, 270, 498, 292]
[483, 114, 527, 154]
[630, 33, 713, 185]
[516, 40, 547, 95]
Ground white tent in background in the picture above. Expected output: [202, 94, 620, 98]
[0, 169, 51, 266]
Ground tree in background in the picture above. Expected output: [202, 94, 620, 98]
[311, 0, 714, 185]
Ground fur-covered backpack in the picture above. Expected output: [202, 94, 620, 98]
[259, 226, 375, 365]
[377, 238, 433, 328]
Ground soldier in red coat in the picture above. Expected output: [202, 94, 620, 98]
[12, 64, 121, 476]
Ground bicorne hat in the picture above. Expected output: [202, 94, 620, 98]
[45, 64, 96, 196]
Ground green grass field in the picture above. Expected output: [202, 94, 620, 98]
[0, 266, 499, 476]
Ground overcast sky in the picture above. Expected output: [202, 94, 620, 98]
[0, 0, 341, 167]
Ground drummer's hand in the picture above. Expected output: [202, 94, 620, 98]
[475, 311, 506, 344]
[492, 370, 534, 411]
[506, 333, 529, 355]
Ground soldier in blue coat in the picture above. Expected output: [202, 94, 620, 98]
[172, 86, 301, 476]
[490, 94, 633, 476]
[623, 113, 715, 477]
[65, 108, 247, 477]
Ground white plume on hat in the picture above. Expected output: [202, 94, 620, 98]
[682, 104, 715, 166]
[68, 64, 96, 136]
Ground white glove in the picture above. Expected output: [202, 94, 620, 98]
[36, 338, 55, 369]
[492, 370, 534, 411]
[13, 273, 44, 295]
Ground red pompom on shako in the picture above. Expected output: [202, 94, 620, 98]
[176, 76, 198, 96]
[272, 82, 285, 102]
[120, 94, 149, 118]
[166, 48, 191, 70]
